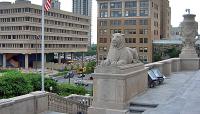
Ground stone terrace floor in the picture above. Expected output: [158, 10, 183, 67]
[131, 70, 200, 114]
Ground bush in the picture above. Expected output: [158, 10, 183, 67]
[0, 70, 88, 98]
[0, 74, 33, 98]
[57, 83, 87, 96]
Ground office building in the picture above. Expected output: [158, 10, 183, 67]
[97, 0, 169, 63]
[73, 0, 92, 47]
[0, 1, 90, 69]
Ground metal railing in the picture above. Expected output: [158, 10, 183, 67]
[48, 93, 89, 114]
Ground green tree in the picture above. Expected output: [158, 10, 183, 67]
[84, 61, 96, 74]
[153, 52, 162, 62]
[166, 48, 181, 58]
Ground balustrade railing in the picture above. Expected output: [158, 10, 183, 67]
[48, 93, 89, 114]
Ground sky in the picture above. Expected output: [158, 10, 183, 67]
[1, 0, 200, 43]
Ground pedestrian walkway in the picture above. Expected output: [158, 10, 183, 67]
[130, 70, 200, 114]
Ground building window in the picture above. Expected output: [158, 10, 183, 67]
[140, 19, 148, 25]
[140, 0, 149, 7]
[125, 10, 137, 17]
[110, 2, 122, 8]
[111, 11, 122, 17]
[99, 20, 107, 26]
[144, 47, 148, 52]
[139, 38, 148, 43]
[139, 29, 148, 34]
[125, 1, 137, 8]
[125, 38, 136, 43]
[124, 20, 136, 25]
[99, 38, 107, 43]
[139, 47, 143, 52]
[110, 29, 122, 34]
[99, 3, 108, 9]
[144, 38, 148, 43]
[124, 29, 136, 34]
[140, 9, 149, 16]
[100, 11, 108, 17]
[110, 20, 121, 26]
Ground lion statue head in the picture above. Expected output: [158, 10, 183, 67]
[111, 33, 125, 49]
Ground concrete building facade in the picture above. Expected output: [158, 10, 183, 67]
[96, 0, 167, 63]
[73, 0, 92, 47]
[0, 1, 90, 69]
[160, 0, 171, 38]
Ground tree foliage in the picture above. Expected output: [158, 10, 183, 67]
[0, 70, 87, 99]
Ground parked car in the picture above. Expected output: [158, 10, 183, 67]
[151, 68, 165, 84]
[147, 70, 158, 88]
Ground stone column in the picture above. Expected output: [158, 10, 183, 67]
[58, 53, 61, 63]
[25, 54, 29, 69]
[3, 54, 6, 68]
[44, 53, 46, 63]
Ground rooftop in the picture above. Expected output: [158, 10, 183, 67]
[131, 70, 200, 114]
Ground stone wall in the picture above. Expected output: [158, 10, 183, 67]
[0, 91, 48, 114]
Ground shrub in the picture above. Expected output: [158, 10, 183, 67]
[57, 83, 87, 96]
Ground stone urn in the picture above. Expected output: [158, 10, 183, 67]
[179, 14, 199, 58]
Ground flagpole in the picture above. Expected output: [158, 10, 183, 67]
[41, 0, 45, 91]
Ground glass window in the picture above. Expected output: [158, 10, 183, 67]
[110, 2, 122, 8]
[125, 10, 137, 17]
[139, 38, 143, 43]
[140, 0, 149, 7]
[139, 47, 143, 52]
[124, 29, 136, 34]
[139, 29, 148, 34]
[99, 20, 107, 26]
[125, 1, 137, 8]
[140, 19, 148, 25]
[140, 9, 149, 16]
[111, 11, 122, 17]
[100, 11, 108, 17]
[144, 38, 148, 43]
[144, 47, 148, 52]
[99, 3, 108, 9]
[124, 20, 136, 25]
[110, 20, 121, 26]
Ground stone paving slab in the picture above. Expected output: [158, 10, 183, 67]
[130, 70, 200, 114]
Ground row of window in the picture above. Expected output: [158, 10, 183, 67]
[98, 46, 148, 53]
[0, 35, 87, 42]
[99, 0, 148, 9]
[99, 29, 148, 35]
[100, 19, 148, 26]
[100, 9, 149, 17]
[0, 43, 87, 49]
[99, 37, 148, 44]
[0, 26, 88, 35]
[0, 7, 89, 23]
[0, 17, 89, 29]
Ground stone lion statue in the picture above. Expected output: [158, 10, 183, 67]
[101, 33, 140, 66]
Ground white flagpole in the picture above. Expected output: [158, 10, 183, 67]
[41, 0, 45, 91]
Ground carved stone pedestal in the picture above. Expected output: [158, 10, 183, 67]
[88, 63, 148, 114]
[179, 47, 198, 58]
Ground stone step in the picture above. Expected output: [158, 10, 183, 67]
[130, 102, 158, 108]
[129, 102, 158, 114]
[39, 111, 66, 114]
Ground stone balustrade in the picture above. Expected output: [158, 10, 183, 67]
[65, 94, 93, 106]
[145, 58, 198, 76]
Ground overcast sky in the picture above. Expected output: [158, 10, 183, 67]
[1, 0, 200, 43]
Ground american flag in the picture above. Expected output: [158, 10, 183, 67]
[44, 0, 52, 11]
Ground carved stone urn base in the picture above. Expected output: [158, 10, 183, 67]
[179, 46, 198, 58]
[88, 63, 148, 114]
